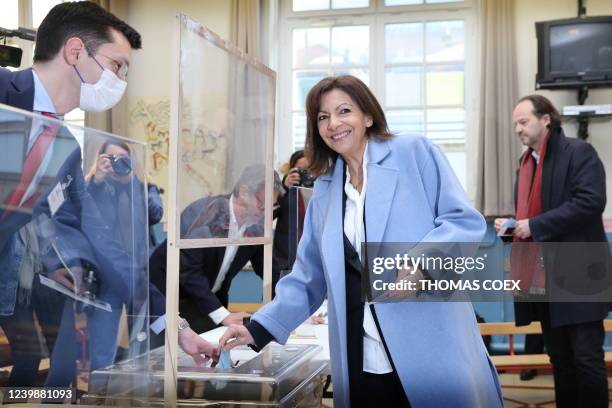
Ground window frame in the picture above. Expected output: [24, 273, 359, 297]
[278, 0, 477, 192]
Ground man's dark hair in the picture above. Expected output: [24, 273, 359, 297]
[33, 1, 141, 63]
[518, 94, 561, 129]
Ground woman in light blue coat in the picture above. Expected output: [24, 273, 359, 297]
[221, 75, 502, 407]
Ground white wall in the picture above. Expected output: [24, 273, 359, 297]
[126, 0, 231, 100]
[514, 0, 612, 217]
[121, 0, 232, 202]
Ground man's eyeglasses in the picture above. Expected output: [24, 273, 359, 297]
[95, 52, 129, 80]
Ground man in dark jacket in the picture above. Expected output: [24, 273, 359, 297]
[496, 94, 610, 407]
[0, 2, 215, 389]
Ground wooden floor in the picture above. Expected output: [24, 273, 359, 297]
[322, 374, 612, 407]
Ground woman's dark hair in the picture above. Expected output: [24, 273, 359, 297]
[289, 149, 305, 169]
[304, 75, 392, 176]
[517, 94, 561, 129]
[34, 1, 141, 63]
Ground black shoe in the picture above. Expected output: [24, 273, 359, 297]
[519, 368, 538, 381]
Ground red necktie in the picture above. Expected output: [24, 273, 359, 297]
[1, 112, 61, 217]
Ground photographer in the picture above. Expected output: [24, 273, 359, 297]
[272, 150, 314, 297]
[282, 150, 314, 188]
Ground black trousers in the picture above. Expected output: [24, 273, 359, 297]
[535, 304, 608, 408]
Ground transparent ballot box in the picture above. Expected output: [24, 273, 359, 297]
[82, 343, 327, 407]
[0, 104, 150, 404]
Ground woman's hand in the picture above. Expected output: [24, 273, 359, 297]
[284, 168, 301, 188]
[93, 154, 113, 184]
[218, 324, 255, 352]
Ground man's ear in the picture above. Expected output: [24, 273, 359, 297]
[63, 37, 85, 65]
[541, 113, 551, 128]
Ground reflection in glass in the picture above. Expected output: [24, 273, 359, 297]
[426, 20, 464, 62]
[386, 110, 424, 134]
[426, 64, 464, 106]
[385, 23, 423, 64]
[178, 17, 275, 243]
[331, 26, 369, 65]
[385, 66, 421, 107]
[0, 105, 149, 402]
[293, 27, 330, 67]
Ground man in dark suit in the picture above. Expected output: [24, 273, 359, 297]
[0, 2, 215, 388]
[150, 165, 282, 334]
[495, 94, 610, 407]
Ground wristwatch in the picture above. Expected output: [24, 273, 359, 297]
[178, 316, 190, 332]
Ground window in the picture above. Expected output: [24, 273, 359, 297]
[280, 0, 474, 190]
[0, 1, 84, 126]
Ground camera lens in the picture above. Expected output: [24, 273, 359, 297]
[111, 156, 132, 176]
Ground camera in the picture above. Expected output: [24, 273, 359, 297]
[297, 168, 315, 188]
[108, 155, 132, 176]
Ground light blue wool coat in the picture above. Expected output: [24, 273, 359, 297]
[252, 135, 503, 407]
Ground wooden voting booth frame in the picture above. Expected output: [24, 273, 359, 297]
[164, 14, 276, 407]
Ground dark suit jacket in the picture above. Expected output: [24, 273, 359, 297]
[0, 68, 165, 316]
[149, 195, 263, 332]
[514, 127, 611, 327]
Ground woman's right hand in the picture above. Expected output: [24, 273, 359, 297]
[93, 154, 113, 184]
[284, 168, 301, 188]
[218, 324, 255, 352]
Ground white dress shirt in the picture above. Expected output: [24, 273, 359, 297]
[209, 195, 248, 324]
[343, 141, 393, 374]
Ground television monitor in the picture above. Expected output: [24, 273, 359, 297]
[536, 16, 612, 89]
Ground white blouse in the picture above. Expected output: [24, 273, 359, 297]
[343, 142, 393, 374]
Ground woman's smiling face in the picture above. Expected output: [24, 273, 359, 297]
[316, 88, 372, 159]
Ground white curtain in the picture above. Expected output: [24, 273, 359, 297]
[473, 0, 521, 217]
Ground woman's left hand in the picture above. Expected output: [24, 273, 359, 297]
[218, 324, 255, 352]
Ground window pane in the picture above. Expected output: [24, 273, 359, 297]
[426, 108, 465, 141]
[293, 0, 329, 11]
[387, 110, 424, 134]
[293, 112, 307, 150]
[385, 23, 423, 64]
[333, 68, 369, 85]
[332, 0, 369, 8]
[426, 64, 464, 106]
[385, 67, 421, 107]
[293, 28, 330, 67]
[427, 0, 463, 3]
[426, 20, 464, 62]
[331, 26, 369, 66]
[385, 0, 422, 5]
[33, 0, 62, 28]
[0, 0, 18, 29]
[293, 71, 328, 110]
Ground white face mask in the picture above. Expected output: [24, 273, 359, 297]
[74, 61, 127, 112]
